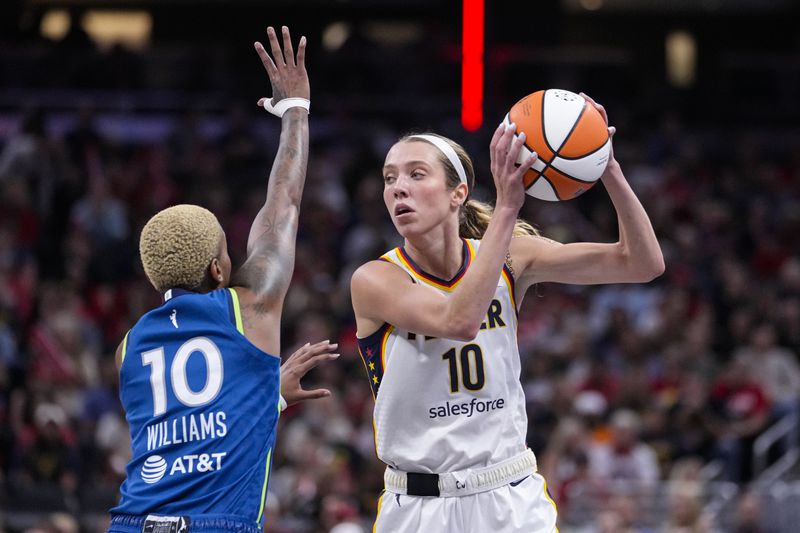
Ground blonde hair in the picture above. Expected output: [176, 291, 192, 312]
[400, 133, 538, 239]
[139, 204, 224, 293]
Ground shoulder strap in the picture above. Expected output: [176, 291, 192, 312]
[226, 288, 245, 334]
[119, 330, 130, 364]
[378, 248, 417, 283]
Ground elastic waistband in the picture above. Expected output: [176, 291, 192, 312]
[384, 448, 537, 497]
[109, 513, 261, 533]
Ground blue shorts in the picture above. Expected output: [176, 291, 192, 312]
[108, 513, 261, 533]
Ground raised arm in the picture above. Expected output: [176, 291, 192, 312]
[511, 94, 664, 291]
[229, 26, 310, 356]
[233, 26, 310, 302]
[352, 125, 536, 341]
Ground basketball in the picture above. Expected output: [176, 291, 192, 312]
[503, 89, 611, 201]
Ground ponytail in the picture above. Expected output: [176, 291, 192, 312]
[459, 199, 539, 239]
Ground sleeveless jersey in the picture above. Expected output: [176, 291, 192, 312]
[111, 288, 280, 528]
[357, 239, 529, 474]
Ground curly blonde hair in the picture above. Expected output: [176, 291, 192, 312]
[139, 204, 223, 293]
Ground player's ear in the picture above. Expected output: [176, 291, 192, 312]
[451, 182, 468, 208]
[209, 258, 224, 285]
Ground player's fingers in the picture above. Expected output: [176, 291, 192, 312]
[281, 26, 295, 67]
[284, 342, 311, 362]
[267, 26, 285, 67]
[514, 152, 538, 180]
[296, 352, 340, 375]
[608, 126, 616, 138]
[505, 131, 527, 172]
[489, 122, 505, 151]
[580, 92, 608, 124]
[309, 339, 337, 351]
[298, 388, 332, 401]
[296, 36, 307, 68]
[254, 42, 278, 78]
[596, 104, 608, 125]
[494, 122, 513, 160]
[499, 124, 518, 168]
[489, 123, 506, 173]
[297, 341, 339, 364]
[294, 340, 337, 363]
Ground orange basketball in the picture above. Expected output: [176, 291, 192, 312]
[502, 89, 611, 201]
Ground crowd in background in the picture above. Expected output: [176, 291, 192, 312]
[1, 18, 800, 533]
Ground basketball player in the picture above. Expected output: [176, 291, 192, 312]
[351, 95, 664, 532]
[107, 26, 325, 533]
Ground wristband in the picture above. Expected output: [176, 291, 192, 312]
[262, 97, 310, 117]
[278, 394, 288, 413]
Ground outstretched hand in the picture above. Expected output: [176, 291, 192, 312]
[254, 26, 310, 107]
[490, 122, 537, 212]
[280, 340, 339, 407]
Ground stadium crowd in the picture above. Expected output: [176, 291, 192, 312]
[1, 20, 799, 533]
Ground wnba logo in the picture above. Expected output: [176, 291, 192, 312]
[141, 455, 168, 484]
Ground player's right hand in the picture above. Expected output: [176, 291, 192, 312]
[490, 122, 537, 213]
[280, 340, 339, 407]
[254, 26, 309, 106]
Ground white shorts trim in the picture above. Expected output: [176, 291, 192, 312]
[384, 448, 537, 497]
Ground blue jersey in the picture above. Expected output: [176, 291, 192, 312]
[111, 288, 280, 527]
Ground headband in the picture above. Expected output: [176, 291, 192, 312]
[408, 134, 468, 185]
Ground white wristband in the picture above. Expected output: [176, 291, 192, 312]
[278, 394, 288, 413]
[262, 97, 310, 117]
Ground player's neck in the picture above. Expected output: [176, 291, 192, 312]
[403, 231, 464, 280]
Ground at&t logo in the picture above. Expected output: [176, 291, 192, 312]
[141, 452, 227, 484]
[141, 455, 167, 484]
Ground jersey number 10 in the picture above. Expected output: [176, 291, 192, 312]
[442, 344, 486, 393]
[141, 337, 224, 416]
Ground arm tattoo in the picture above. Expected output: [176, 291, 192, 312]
[505, 250, 515, 278]
[237, 111, 308, 298]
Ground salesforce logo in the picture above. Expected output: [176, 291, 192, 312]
[141, 455, 167, 484]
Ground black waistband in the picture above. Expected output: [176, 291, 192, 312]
[407, 472, 440, 497]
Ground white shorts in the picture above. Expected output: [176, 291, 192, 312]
[374, 472, 558, 533]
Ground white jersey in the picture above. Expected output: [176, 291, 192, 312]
[357, 239, 529, 474]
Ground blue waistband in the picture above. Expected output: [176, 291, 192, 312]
[109, 514, 261, 533]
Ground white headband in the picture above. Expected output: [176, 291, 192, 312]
[408, 134, 468, 185]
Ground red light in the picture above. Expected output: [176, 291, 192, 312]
[462, 0, 484, 131]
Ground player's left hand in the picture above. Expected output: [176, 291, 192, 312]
[280, 340, 339, 406]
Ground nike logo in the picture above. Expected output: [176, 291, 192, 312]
[509, 476, 529, 487]
[169, 310, 178, 329]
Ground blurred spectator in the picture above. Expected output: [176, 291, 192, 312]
[591, 495, 647, 533]
[70, 177, 129, 246]
[0, 108, 58, 215]
[707, 355, 770, 483]
[663, 481, 714, 532]
[588, 409, 660, 485]
[663, 372, 715, 465]
[540, 416, 594, 514]
[11, 401, 80, 492]
[733, 322, 800, 422]
[732, 490, 774, 533]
